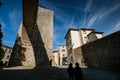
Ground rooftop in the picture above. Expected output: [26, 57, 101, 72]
[80, 28, 95, 31]
[59, 45, 66, 46]
[53, 50, 59, 53]
[64, 28, 79, 39]
[87, 31, 104, 36]
[2, 45, 13, 49]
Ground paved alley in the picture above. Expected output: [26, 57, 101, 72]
[0, 66, 120, 80]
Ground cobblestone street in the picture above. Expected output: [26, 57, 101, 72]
[0, 66, 120, 80]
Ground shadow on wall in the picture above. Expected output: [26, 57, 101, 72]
[8, 36, 25, 66]
[8, 0, 50, 66]
[32, 23, 50, 66]
[8, 23, 50, 66]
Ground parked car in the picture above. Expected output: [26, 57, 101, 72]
[62, 60, 68, 65]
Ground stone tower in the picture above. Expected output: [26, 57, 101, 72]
[8, 7, 53, 67]
[37, 7, 53, 57]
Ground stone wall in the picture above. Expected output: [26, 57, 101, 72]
[8, 24, 36, 67]
[37, 7, 53, 56]
[8, 7, 53, 66]
[33, 7, 53, 65]
[74, 47, 86, 67]
[81, 31, 120, 69]
[1, 45, 12, 66]
[32, 24, 50, 66]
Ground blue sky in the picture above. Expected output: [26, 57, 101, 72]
[0, 0, 120, 50]
[0, 0, 22, 48]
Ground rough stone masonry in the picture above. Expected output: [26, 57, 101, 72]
[8, 7, 53, 67]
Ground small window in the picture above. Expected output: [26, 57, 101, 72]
[5, 49, 7, 52]
[7, 55, 9, 59]
[83, 30, 86, 34]
[9, 50, 11, 53]
[62, 49, 65, 52]
[84, 36, 88, 41]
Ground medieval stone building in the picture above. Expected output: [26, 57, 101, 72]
[8, 7, 53, 67]
[1, 45, 12, 66]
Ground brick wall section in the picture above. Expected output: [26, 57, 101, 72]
[81, 31, 120, 69]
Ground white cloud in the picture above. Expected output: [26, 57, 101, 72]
[87, 10, 103, 28]
[99, 4, 120, 20]
[0, 21, 7, 29]
[104, 21, 120, 36]
[0, 20, 9, 36]
[9, 10, 21, 32]
[113, 22, 120, 31]
[82, 0, 120, 28]
[84, 0, 93, 12]
[3, 40, 14, 46]
[87, 14, 98, 28]
[82, 0, 94, 27]
[0, 21, 6, 28]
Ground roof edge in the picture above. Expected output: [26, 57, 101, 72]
[64, 28, 79, 39]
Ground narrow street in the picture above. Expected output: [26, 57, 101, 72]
[0, 66, 120, 80]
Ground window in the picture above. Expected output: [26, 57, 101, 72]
[62, 49, 65, 52]
[7, 55, 9, 59]
[9, 49, 11, 53]
[83, 30, 86, 34]
[5, 49, 7, 52]
[84, 36, 88, 41]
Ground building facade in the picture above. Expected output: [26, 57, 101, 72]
[53, 50, 59, 66]
[65, 29, 80, 64]
[1, 45, 12, 66]
[59, 45, 68, 65]
[79, 28, 95, 44]
[65, 28, 103, 67]
[87, 31, 103, 42]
